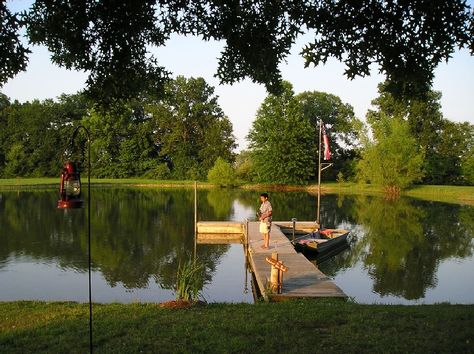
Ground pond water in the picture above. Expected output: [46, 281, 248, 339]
[0, 188, 473, 304]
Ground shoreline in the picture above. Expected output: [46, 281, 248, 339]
[0, 178, 473, 205]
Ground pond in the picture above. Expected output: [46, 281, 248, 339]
[0, 188, 473, 304]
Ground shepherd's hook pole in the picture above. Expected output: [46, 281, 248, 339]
[72, 125, 92, 353]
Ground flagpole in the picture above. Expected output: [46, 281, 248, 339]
[317, 119, 322, 226]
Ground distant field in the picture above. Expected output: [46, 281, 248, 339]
[1, 178, 472, 205]
[0, 178, 206, 188]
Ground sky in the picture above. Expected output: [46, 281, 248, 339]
[3, 1, 474, 151]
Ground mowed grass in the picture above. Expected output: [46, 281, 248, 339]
[0, 178, 205, 189]
[1, 178, 472, 204]
[0, 301, 473, 353]
[311, 182, 474, 205]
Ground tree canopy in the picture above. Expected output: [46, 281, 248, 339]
[1, 1, 472, 104]
[0, 77, 235, 179]
[246, 82, 360, 184]
[367, 83, 474, 185]
[356, 115, 425, 193]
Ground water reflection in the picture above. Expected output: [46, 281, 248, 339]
[0, 188, 473, 304]
[318, 195, 474, 302]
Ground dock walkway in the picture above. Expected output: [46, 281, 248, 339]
[196, 221, 346, 300]
[246, 221, 346, 300]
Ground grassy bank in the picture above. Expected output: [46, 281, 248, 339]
[1, 178, 473, 205]
[0, 178, 207, 189]
[1, 301, 473, 353]
[309, 182, 474, 205]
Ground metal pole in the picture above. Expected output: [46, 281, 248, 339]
[291, 218, 297, 242]
[317, 119, 322, 226]
[86, 129, 92, 354]
[194, 181, 197, 262]
[72, 125, 92, 353]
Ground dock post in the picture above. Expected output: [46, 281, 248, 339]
[291, 218, 297, 242]
[270, 252, 280, 293]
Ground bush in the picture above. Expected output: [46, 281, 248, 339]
[207, 157, 236, 187]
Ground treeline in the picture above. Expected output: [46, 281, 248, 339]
[234, 81, 474, 188]
[0, 77, 235, 180]
[1, 77, 473, 188]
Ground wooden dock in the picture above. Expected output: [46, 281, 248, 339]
[196, 221, 347, 301]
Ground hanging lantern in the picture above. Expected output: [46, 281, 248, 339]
[57, 161, 84, 209]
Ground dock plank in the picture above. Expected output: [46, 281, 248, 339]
[247, 221, 346, 300]
[196, 219, 346, 300]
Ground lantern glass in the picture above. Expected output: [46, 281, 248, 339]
[64, 179, 81, 198]
[58, 161, 83, 209]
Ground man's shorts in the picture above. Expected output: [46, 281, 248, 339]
[259, 221, 271, 233]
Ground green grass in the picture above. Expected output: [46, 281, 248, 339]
[1, 178, 472, 204]
[311, 182, 474, 205]
[0, 178, 208, 189]
[0, 301, 473, 353]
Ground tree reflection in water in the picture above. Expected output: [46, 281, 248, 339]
[323, 195, 474, 300]
[0, 188, 473, 303]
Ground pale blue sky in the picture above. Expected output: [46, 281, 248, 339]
[3, 1, 474, 151]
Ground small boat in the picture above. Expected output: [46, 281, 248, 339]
[294, 228, 350, 254]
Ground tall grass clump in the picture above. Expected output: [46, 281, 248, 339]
[174, 258, 205, 302]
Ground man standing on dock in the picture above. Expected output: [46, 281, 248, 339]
[258, 193, 273, 249]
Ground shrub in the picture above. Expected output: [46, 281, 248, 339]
[207, 157, 236, 187]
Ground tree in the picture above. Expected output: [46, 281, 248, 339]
[356, 116, 425, 194]
[147, 76, 236, 180]
[2, 1, 472, 103]
[295, 91, 361, 180]
[367, 84, 474, 185]
[207, 157, 236, 187]
[247, 81, 314, 184]
[0, 95, 87, 177]
[235, 150, 255, 182]
[438, 121, 474, 185]
[462, 147, 474, 185]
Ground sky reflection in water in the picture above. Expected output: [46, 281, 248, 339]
[0, 188, 472, 304]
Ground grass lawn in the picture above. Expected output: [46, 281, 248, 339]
[1, 178, 472, 204]
[0, 300, 473, 353]
[310, 182, 474, 205]
[0, 178, 207, 189]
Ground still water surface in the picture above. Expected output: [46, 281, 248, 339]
[0, 188, 473, 304]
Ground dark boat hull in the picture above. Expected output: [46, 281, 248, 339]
[294, 229, 349, 255]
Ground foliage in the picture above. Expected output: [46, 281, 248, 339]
[0, 93, 88, 178]
[234, 150, 255, 182]
[174, 258, 205, 302]
[368, 84, 474, 185]
[296, 90, 362, 180]
[0, 3, 29, 85]
[356, 116, 425, 194]
[247, 82, 314, 184]
[1, 301, 473, 353]
[207, 157, 236, 187]
[148, 76, 236, 180]
[462, 146, 474, 185]
[247, 83, 360, 184]
[0, 77, 236, 179]
[2, 2, 472, 103]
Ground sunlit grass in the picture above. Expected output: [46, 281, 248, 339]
[1, 178, 472, 204]
[0, 301, 473, 353]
